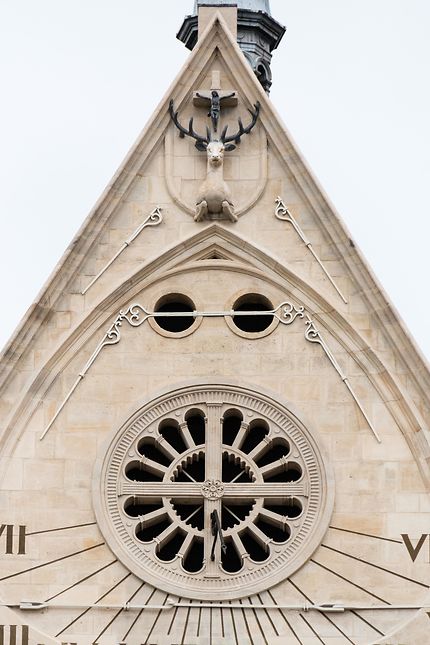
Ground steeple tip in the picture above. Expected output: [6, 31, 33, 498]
[178, 1, 285, 93]
[194, 0, 271, 12]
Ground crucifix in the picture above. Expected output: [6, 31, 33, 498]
[193, 70, 238, 132]
[210, 509, 227, 562]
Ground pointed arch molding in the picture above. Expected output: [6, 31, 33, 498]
[39, 298, 380, 443]
[0, 12, 428, 429]
[1, 225, 429, 484]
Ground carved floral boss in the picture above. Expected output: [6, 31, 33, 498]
[169, 98, 260, 222]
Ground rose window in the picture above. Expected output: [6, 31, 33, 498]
[93, 385, 333, 600]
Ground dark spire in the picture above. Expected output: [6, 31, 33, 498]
[177, 1, 286, 93]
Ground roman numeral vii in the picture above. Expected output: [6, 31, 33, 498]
[0, 625, 29, 645]
[0, 525, 26, 555]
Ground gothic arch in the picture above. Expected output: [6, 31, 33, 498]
[1, 226, 428, 490]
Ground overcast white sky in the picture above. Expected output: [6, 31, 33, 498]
[0, 0, 429, 364]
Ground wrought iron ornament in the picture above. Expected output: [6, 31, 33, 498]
[81, 207, 163, 295]
[8, 600, 430, 612]
[275, 197, 348, 304]
[40, 301, 380, 442]
[210, 509, 227, 562]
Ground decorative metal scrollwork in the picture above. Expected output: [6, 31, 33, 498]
[275, 197, 348, 304]
[41, 300, 380, 443]
[279, 302, 305, 325]
[81, 207, 163, 295]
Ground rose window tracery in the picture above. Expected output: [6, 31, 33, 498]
[93, 385, 333, 600]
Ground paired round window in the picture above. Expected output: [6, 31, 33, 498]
[93, 385, 333, 600]
[152, 292, 275, 337]
[148, 294, 200, 338]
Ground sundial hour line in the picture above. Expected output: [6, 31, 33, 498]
[122, 587, 158, 642]
[288, 578, 355, 645]
[45, 559, 118, 603]
[299, 614, 327, 644]
[92, 580, 146, 644]
[26, 521, 97, 536]
[329, 525, 403, 544]
[349, 610, 385, 638]
[55, 572, 132, 638]
[0, 542, 105, 583]
[310, 558, 390, 605]
[322, 543, 430, 589]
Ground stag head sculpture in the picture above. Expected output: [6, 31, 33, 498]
[169, 99, 260, 222]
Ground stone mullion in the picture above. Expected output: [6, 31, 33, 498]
[154, 521, 177, 550]
[258, 507, 290, 529]
[138, 456, 168, 478]
[119, 482, 203, 497]
[247, 435, 272, 461]
[156, 435, 179, 460]
[246, 522, 272, 551]
[223, 482, 308, 499]
[231, 531, 249, 560]
[179, 421, 195, 449]
[259, 457, 294, 479]
[231, 421, 249, 449]
[203, 403, 223, 576]
[177, 531, 195, 561]
[138, 506, 167, 527]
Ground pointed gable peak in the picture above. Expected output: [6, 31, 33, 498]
[194, 0, 271, 10]
[178, 0, 285, 93]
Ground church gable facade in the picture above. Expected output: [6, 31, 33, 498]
[0, 3, 429, 644]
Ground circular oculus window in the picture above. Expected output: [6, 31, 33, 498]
[149, 293, 201, 338]
[226, 293, 279, 339]
[93, 384, 334, 600]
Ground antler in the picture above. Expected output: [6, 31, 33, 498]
[220, 101, 261, 144]
[169, 100, 211, 146]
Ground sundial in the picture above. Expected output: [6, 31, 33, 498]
[0, 385, 429, 643]
[0, 2, 429, 645]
